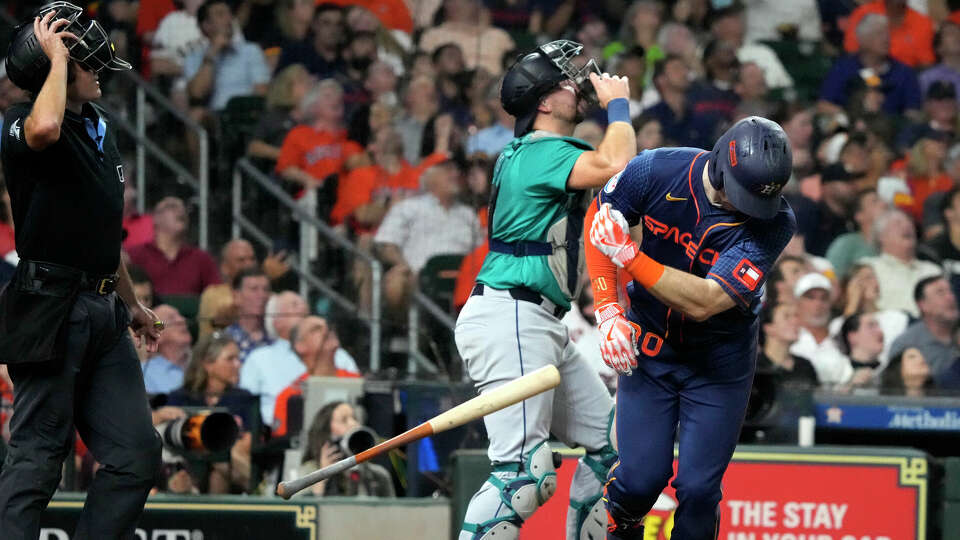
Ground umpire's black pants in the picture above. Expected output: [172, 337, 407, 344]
[0, 291, 162, 539]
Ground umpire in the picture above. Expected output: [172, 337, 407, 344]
[0, 3, 163, 538]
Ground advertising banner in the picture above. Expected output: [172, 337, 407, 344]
[39, 495, 318, 540]
[522, 447, 927, 540]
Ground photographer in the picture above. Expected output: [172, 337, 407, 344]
[297, 401, 394, 497]
[168, 333, 256, 493]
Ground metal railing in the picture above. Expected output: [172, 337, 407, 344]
[407, 292, 456, 377]
[123, 70, 210, 249]
[232, 158, 382, 371]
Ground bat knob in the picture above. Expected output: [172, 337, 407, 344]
[276, 482, 291, 499]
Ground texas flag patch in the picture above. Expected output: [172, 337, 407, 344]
[733, 259, 763, 291]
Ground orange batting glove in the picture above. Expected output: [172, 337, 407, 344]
[590, 203, 638, 268]
[595, 302, 641, 376]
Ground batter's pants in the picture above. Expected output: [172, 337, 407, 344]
[605, 344, 755, 540]
[0, 292, 162, 539]
[456, 288, 614, 539]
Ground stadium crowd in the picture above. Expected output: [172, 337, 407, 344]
[2, 0, 960, 495]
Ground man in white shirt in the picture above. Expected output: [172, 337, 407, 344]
[374, 161, 484, 312]
[789, 273, 853, 385]
[862, 209, 942, 316]
[239, 291, 358, 424]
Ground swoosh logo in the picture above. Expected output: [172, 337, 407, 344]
[665, 192, 687, 202]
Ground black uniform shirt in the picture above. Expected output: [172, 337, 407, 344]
[1, 101, 125, 274]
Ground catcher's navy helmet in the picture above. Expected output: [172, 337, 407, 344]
[500, 40, 600, 137]
[708, 116, 792, 220]
[6, 1, 131, 93]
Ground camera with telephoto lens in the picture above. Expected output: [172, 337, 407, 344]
[330, 426, 377, 457]
[156, 411, 239, 454]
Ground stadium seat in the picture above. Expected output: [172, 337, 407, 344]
[418, 254, 465, 313]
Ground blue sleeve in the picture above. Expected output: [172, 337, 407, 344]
[706, 207, 797, 311]
[182, 47, 204, 81]
[819, 58, 850, 106]
[596, 150, 655, 227]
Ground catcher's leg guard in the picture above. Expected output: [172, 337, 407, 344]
[460, 442, 558, 540]
[568, 411, 618, 540]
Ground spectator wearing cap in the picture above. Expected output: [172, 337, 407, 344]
[862, 209, 941, 316]
[826, 189, 888, 279]
[127, 197, 221, 296]
[798, 163, 862, 257]
[896, 81, 957, 154]
[373, 161, 484, 313]
[141, 304, 192, 394]
[919, 21, 960, 103]
[819, 14, 922, 118]
[888, 275, 960, 383]
[183, 0, 270, 111]
[843, 0, 934, 68]
[223, 268, 273, 362]
[789, 273, 852, 385]
[275, 4, 347, 78]
[758, 301, 819, 389]
[709, 2, 794, 90]
[418, 0, 514, 76]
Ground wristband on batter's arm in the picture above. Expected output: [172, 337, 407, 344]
[623, 252, 665, 289]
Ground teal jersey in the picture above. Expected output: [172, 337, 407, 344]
[476, 132, 592, 309]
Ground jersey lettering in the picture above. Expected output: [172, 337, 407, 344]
[642, 216, 719, 266]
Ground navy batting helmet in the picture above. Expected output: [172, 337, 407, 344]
[5, 1, 131, 93]
[500, 40, 600, 137]
[708, 116, 792, 220]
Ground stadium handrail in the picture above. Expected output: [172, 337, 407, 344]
[233, 157, 383, 372]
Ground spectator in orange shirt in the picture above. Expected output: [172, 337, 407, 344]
[903, 128, 953, 222]
[276, 79, 366, 191]
[844, 0, 935, 68]
[272, 316, 360, 437]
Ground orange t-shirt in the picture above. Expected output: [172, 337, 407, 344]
[272, 370, 361, 437]
[322, 0, 413, 33]
[275, 126, 363, 185]
[844, 1, 934, 67]
[905, 173, 952, 222]
[328, 152, 450, 225]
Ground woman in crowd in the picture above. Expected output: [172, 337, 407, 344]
[247, 63, 315, 168]
[881, 347, 935, 396]
[830, 262, 910, 362]
[169, 333, 256, 493]
[297, 401, 395, 497]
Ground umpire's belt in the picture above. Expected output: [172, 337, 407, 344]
[21, 260, 118, 296]
[471, 283, 565, 318]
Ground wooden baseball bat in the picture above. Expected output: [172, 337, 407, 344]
[276, 364, 561, 499]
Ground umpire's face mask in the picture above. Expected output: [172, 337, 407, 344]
[38, 2, 132, 74]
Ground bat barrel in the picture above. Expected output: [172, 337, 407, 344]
[277, 455, 358, 499]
